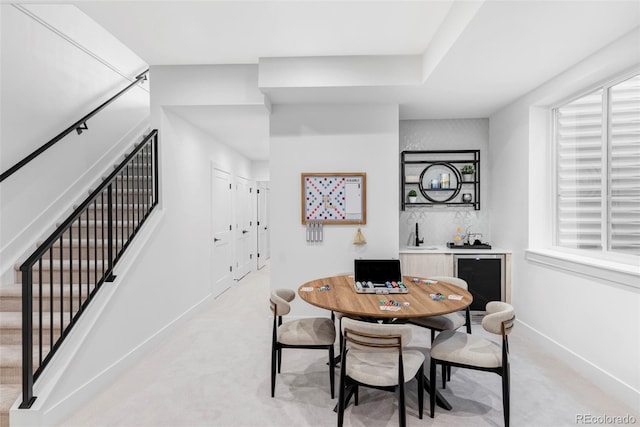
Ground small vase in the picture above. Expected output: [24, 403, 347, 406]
[462, 174, 474, 182]
[408, 196, 417, 204]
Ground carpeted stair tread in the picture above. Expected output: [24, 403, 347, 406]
[0, 345, 40, 384]
[0, 282, 83, 298]
[38, 238, 124, 247]
[1, 384, 22, 427]
[1, 310, 72, 346]
[83, 203, 147, 210]
[0, 283, 74, 312]
[54, 220, 141, 231]
[1, 345, 26, 366]
[15, 259, 104, 272]
[0, 311, 72, 329]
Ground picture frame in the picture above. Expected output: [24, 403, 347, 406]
[301, 172, 366, 225]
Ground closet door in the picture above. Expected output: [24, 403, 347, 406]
[256, 182, 270, 269]
[212, 167, 232, 296]
[234, 176, 252, 280]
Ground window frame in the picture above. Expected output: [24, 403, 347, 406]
[551, 69, 640, 261]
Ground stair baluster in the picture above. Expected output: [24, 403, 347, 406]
[14, 130, 159, 410]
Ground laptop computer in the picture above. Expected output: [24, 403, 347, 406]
[354, 259, 402, 286]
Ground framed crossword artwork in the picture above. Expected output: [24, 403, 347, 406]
[301, 172, 366, 225]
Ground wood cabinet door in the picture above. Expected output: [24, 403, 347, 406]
[399, 253, 454, 277]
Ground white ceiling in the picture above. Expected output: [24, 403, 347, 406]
[76, 1, 456, 65]
[68, 0, 640, 161]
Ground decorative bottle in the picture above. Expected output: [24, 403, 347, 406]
[453, 227, 463, 246]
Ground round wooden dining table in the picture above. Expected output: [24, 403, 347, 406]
[298, 273, 472, 411]
[298, 274, 472, 320]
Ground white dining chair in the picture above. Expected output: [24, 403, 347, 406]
[337, 317, 425, 427]
[270, 289, 336, 398]
[408, 276, 472, 385]
[429, 301, 515, 427]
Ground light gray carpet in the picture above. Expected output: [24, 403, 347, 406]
[59, 263, 638, 426]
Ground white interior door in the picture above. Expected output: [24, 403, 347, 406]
[212, 167, 233, 296]
[257, 182, 270, 269]
[234, 177, 252, 280]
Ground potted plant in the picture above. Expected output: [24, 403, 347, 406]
[407, 189, 417, 203]
[461, 165, 475, 181]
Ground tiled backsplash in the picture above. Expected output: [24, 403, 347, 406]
[400, 119, 491, 247]
[400, 209, 490, 247]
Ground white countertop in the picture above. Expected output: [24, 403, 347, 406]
[400, 245, 511, 254]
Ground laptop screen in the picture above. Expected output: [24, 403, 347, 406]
[354, 259, 402, 283]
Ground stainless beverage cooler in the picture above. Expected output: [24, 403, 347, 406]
[454, 254, 505, 312]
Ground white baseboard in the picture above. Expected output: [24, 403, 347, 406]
[516, 318, 640, 411]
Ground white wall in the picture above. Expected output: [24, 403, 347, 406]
[399, 119, 490, 247]
[251, 160, 270, 182]
[270, 104, 399, 317]
[0, 4, 149, 282]
[0, 4, 147, 170]
[489, 28, 640, 409]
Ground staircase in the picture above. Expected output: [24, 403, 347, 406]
[0, 133, 158, 427]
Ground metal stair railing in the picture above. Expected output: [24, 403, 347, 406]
[19, 129, 159, 408]
[0, 69, 149, 183]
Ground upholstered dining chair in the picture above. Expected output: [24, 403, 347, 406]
[429, 301, 515, 427]
[408, 276, 472, 341]
[270, 289, 336, 398]
[337, 317, 424, 427]
[408, 276, 472, 385]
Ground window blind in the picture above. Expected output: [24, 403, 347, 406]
[555, 73, 640, 256]
[609, 74, 640, 255]
[556, 89, 603, 250]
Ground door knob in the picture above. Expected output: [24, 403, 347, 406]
[214, 237, 220, 242]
